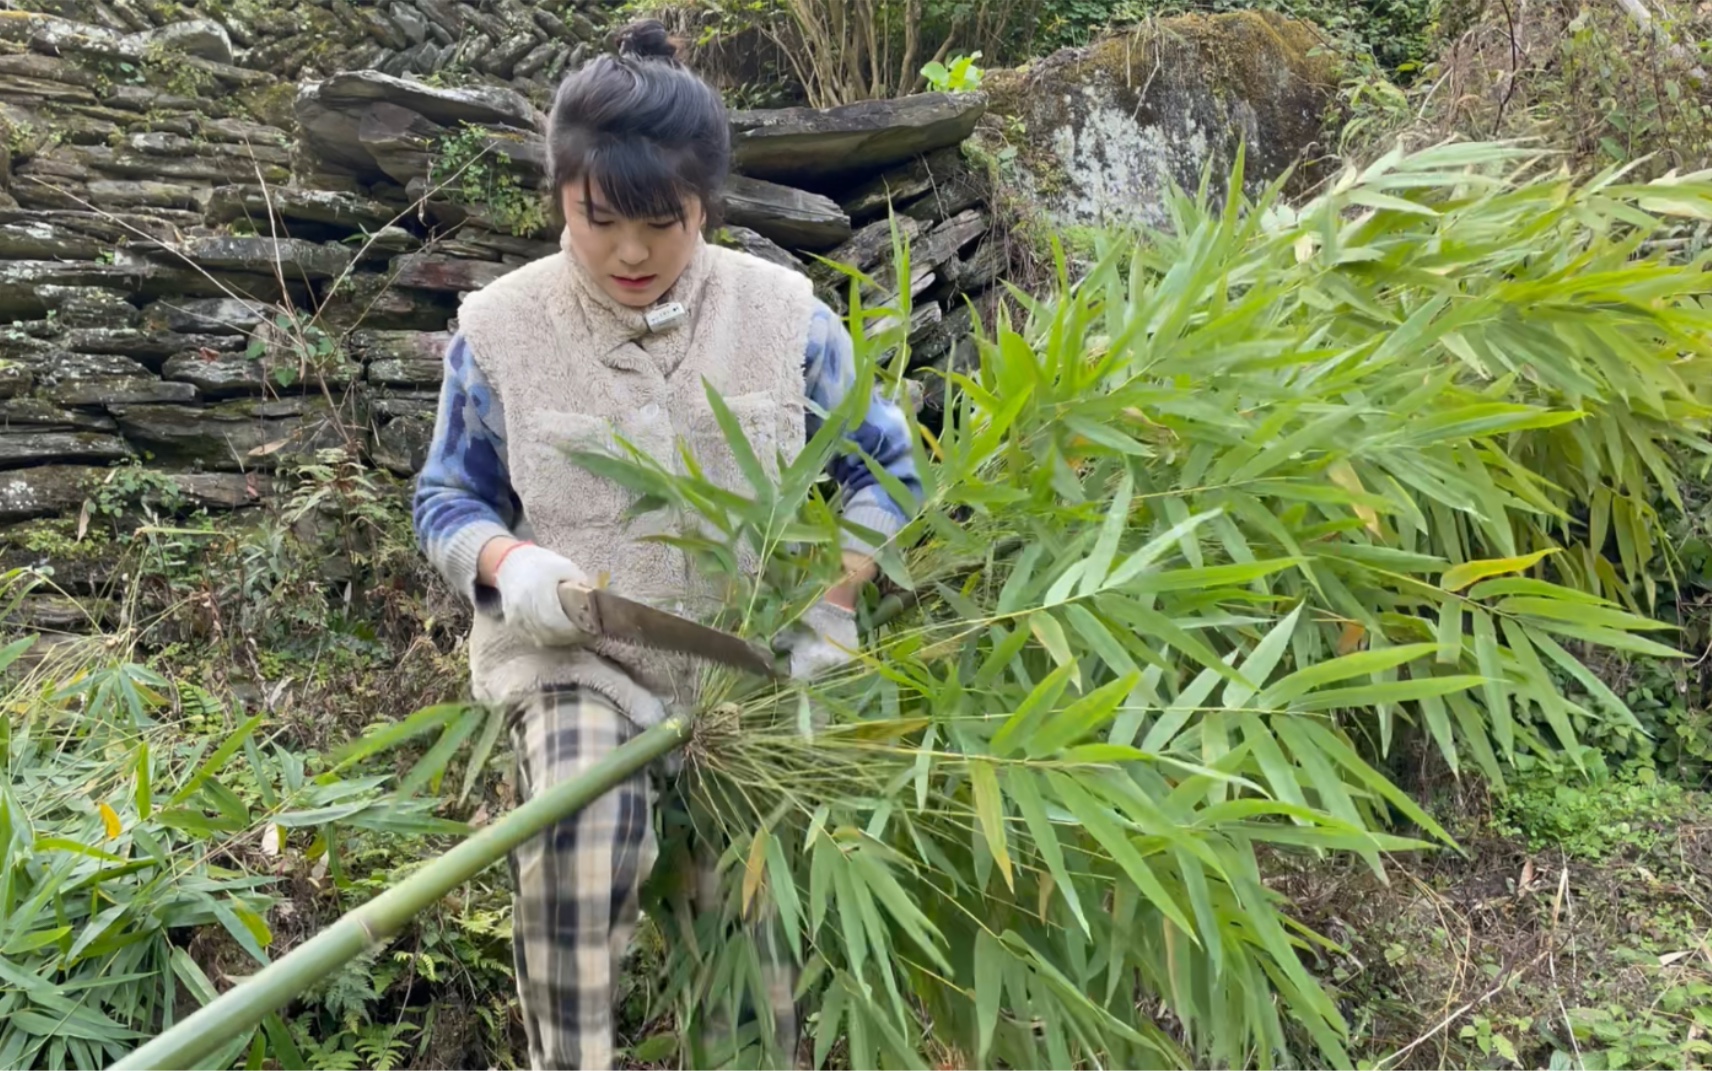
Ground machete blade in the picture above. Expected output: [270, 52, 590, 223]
[559, 583, 779, 679]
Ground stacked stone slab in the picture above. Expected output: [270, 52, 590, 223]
[10, 0, 616, 102]
[0, 9, 1000, 562]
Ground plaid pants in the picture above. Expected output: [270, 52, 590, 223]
[507, 685, 798, 1071]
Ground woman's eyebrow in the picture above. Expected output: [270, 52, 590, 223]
[581, 198, 614, 216]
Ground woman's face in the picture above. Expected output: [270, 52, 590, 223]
[562, 180, 706, 309]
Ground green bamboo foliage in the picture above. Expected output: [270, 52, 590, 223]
[105, 718, 689, 1071]
[562, 142, 1712, 1068]
[0, 569, 478, 1071]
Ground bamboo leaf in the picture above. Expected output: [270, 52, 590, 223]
[1440, 548, 1557, 592]
[1028, 609, 1076, 674]
[1295, 720, 1455, 845]
[742, 827, 769, 918]
[169, 715, 263, 807]
[1028, 673, 1139, 756]
[974, 929, 1002, 1063]
[1470, 608, 1514, 756]
[459, 707, 507, 804]
[1062, 603, 1139, 677]
[1222, 603, 1303, 710]
[763, 830, 803, 960]
[326, 703, 465, 771]
[701, 380, 772, 498]
[1494, 596, 1674, 632]
[1418, 693, 1460, 774]
[1004, 767, 1089, 935]
[1080, 472, 1133, 596]
[1238, 713, 1309, 810]
[1436, 601, 1461, 664]
[1045, 771, 1196, 937]
[990, 662, 1075, 756]
[1106, 510, 1221, 588]
[969, 759, 1013, 892]
[0, 635, 35, 677]
[1255, 642, 1440, 707]
[1289, 674, 1484, 712]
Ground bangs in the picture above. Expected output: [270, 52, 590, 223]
[576, 138, 695, 222]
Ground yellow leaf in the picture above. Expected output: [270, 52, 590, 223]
[918, 422, 945, 461]
[1327, 460, 1381, 536]
[1441, 549, 1558, 592]
[1336, 622, 1367, 655]
[97, 801, 121, 840]
[741, 828, 769, 919]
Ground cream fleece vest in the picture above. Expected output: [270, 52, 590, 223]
[456, 238, 818, 724]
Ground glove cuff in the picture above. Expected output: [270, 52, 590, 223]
[806, 599, 856, 628]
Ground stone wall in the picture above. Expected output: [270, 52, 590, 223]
[0, 5, 1337, 623]
[0, 7, 1003, 560]
[7, 0, 615, 101]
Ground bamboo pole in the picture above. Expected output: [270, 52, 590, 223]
[107, 716, 693, 1071]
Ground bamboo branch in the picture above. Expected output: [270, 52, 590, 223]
[107, 717, 692, 1071]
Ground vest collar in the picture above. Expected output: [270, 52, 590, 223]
[557, 228, 714, 377]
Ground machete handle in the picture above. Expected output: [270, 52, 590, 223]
[556, 583, 602, 636]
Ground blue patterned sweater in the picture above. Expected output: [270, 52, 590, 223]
[413, 299, 920, 603]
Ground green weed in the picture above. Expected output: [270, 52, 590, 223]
[1494, 764, 1691, 860]
[429, 124, 547, 239]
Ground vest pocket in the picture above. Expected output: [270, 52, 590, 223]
[513, 405, 678, 553]
[684, 391, 787, 500]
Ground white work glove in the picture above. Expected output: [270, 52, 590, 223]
[494, 544, 592, 647]
[774, 600, 859, 680]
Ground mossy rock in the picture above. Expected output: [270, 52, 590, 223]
[975, 11, 1341, 233]
[235, 80, 298, 129]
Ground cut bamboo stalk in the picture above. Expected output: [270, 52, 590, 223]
[107, 716, 692, 1071]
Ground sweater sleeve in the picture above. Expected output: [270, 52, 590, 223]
[412, 332, 519, 613]
[802, 299, 922, 555]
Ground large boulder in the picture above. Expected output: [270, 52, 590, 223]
[978, 11, 1337, 230]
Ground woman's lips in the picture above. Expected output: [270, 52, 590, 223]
[612, 274, 657, 291]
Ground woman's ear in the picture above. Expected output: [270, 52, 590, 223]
[686, 194, 711, 237]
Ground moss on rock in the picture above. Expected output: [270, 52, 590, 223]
[976, 10, 1341, 234]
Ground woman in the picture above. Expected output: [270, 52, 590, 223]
[412, 20, 920, 1070]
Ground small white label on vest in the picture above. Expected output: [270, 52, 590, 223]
[644, 302, 687, 333]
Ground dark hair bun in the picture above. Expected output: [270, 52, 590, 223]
[614, 19, 679, 63]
